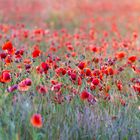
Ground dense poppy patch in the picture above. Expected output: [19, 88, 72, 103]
[0, 0, 140, 139]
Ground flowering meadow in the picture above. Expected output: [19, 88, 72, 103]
[0, 0, 140, 140]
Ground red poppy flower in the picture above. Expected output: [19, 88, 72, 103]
[128, 56, 137, 63]
[30, 114, 42, 128]
[78, 76, 82, 86]
[2, 41, 13, 51]
[70, 72, 77, 81]
[92, 78, 100, 86]
[41, 62, 49, 71]
[89, 45, 98, 53]
[93, 69, 100, 76]
[84, 68, 92, 77]
[90, 84, 96, 91]
[78, 62, 86, 70]
[36, 85, 48, 94]
[71, 52, 76, 57]
[24, 58, 32, 64]
[92, 57, 99, 63]
[51, 83, 62, 92]
[67, 44, 74, 51]
[116, 81, 123, 91]
[18, 78, 32, 92]
[0, 52, 7, 59]
[51, 80, 58, 85]
[55, 67, 66, 76]
[105, 67, 114, 75]
[116, 52, 126, 60]
[34, 29, 44, 35]
[4, 55, 13, 65]
[32, 46, 41, 58]
[25, 78, 32, 86]
[80, 90, 89, 100]
[0, 70, 11, 83]
[133, 32, 138, 39]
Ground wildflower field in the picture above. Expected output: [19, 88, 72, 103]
[0, 0, 140, 140]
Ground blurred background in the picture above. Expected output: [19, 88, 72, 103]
[0, 0, 140, 30]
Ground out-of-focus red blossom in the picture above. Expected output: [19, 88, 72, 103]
[15, 49, 24, 56]
[133, 32, 138, 39]
[55, 67, 66, 76]
[83, 68, 92, 77]
[115, 52, 126, 60]
[4, 55, 13, 65]
[36, 85, 48, 94]
[128, 56, 137, 63]
[32, 45, 41, 58]
[2, 41, 13, 51]
[131, 78, 140, 84]
[51, 80, 58, 85]
[116, 80, 123, 91]
[133, 84, 140, 93]
[36, 66, 43, 74]
[80, 90, 97, 102]
[2, 41, 15, 55]
[71, 52, 76, 57]
[80, 90, 89, 100]
[67, 44, 74, 51]
[80, 70, 85, 78]
[34, 29, 44, 36]
[23, 30, 29, 38]
[36, 62, 49, 74]
[105, 67, 114, 75]
[15, 54, 22, 60]
[92, 57, 99, 63]
[92, 78, 100, 86]
[18, 78, 32, 92]
[25, 78, 32, 86]
[98, 84, 103, 91]
[103, 31, 108, 37]
[24, 58, 32, 64]
[41, 62, 49, 71]
[130, 65, 138, 73]
[0, 52, 7, 59]
[90, 84, 96, 91]
[93, 69, 100, 76]
[89, 29, 96, 40]
[0, 70, 11, 83]
[17, 65, 22, 72]
[51, 83, 62, 92]
[30, 114, 42, 128]
[70, 72, 77, 81]
[67, 69, 72, 76]
[99, 73, 103, 80]
[78, 76, 82, 86]
[25, 64, 31, 72]
[117, 66, 124, 73]
[89, 45, 98, 53]
[78, 61, 86, 70]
